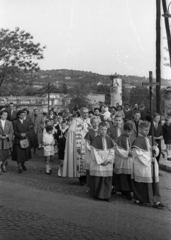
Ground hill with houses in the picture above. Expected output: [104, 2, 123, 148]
[31, 69, 171, 88]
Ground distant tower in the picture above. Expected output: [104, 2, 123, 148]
[109, 74, 122, 107]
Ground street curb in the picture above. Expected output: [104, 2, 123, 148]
[159, 163, 171, 173]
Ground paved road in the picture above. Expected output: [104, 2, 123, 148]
[0, 151, 171, 240]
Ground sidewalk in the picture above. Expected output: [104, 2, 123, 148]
[159, 140, 171, 173]
[159, 157, 171, 173]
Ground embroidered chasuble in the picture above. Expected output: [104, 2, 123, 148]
[62, 117, 91, 178]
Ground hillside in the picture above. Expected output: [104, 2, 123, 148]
[1, 69, 171, 97]
[32, 69, 171, 87]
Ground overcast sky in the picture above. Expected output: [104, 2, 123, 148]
[0, 0, 171, 79]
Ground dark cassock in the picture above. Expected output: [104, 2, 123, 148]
[90, 135, 115, 200]
[114, 134, 133, 196]
[131, 136, 161, 205]
[84, 128, 99, 187]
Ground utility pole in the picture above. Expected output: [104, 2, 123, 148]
[162, 0, 171, 65]
[156, 0, 161, 114]
[47, 83, 50, 117]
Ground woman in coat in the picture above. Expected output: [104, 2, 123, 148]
[12, 110, 32, 173]
[23, 109, 39, 153]
[0, 110, 13, 173]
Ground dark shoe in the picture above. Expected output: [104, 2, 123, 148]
[127, 193, 133, 200]
[167, 158, 171, 161]
[1, 167, 6, 173]
[21, 164, 27, 171]
[153, 202, 165, 209]
[111, 188, 116, 194]
[1, 164, 6, 173]
[106, 198, 111, 202]
[46, 172, 51, 175]
[135, 200, 144, 206]
[18, 169, 22, 173]
[80, 181, 86, 186]
[121, 192, 128, 196]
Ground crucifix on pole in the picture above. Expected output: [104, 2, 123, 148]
[142, 71, 159, 196]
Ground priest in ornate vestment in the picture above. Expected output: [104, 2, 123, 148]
[131, 121, 165, 208]
[62, 107, 91, 185]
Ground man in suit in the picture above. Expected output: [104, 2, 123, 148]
[139, 103, 149, 121]
[0, 110, 14, 173]
[7, 102, 17, 122]
[107, 115, 124, 143]
[31, 108, 44, 149]
[128, 110, 143, 143]
[124, 104, 133, 122]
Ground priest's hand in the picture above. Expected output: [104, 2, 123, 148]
[101, 160, 109, 166]
[0, 135, 6, 139]
[152, 146, 157, 156]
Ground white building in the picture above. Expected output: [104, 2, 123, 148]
[87, 93, 105, 105]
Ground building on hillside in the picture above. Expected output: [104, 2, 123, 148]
[65, 76, 71, 80]
[0, 93, 106, 113]
[123, 84, 136, 93]
[87, 93, 105, 108]
[43, 93, 71, 110]
[97, 82, 103, 86]
[32, 84, 44, 89]
[0, 96, 46, 112]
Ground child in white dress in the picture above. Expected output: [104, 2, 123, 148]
[43, 125, 55, 175]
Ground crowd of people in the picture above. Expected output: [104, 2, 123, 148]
[0, 101, 170, 209]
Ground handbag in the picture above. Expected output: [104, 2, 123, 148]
[20, 138, 29, 149]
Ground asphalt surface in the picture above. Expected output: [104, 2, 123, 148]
[0, 150, 171, 240]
